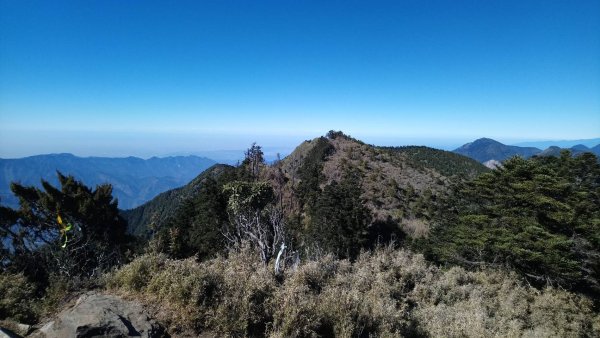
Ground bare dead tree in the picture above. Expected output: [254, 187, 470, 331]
[222, 181, 289, 273]
[44, 219, 122, 280]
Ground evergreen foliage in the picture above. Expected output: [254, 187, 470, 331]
[0, 172, 131, 323]
[325, 129, 364, 144]
[222, 181, 288, 265]
[426, 152, 600, 294]
[3, 134, 600, 333]
[1, 172, 128, 280]
[151, 145, 284, 263]
[122, 164, 236, 237]
[224, 181, 274, 214]
[382, 145, 488, 178]
[241, 142, 265, 180]
[295, 137, 334, 209]
[307, 171, 372, 259]
[0, 272, 36, 322]
[153, 176, 230, 260]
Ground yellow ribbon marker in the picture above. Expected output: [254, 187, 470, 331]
[57, 214, 72, 248]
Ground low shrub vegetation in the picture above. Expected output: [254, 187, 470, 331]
[106, 246, 600, 337]
[0, 272, 36, 323]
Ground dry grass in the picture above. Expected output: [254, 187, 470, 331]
[0, 272, 87, 326]
[105, 251, 275, 336]
[400, 218, 430, 238]
[105, 247, 600, 337]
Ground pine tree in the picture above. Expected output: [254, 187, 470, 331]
[308, 172, 372, 259]
[426, 153, 600, 294]
[1, 172, 128, 279]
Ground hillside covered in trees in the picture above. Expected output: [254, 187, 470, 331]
[1, 131, 599, 337]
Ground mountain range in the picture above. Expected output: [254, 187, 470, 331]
[513, 137, 600, 149]
[124, 132, 488, 238]
[453, 138, 600, 163]
[0, 154, 216, 209]
[3, 135, 598, 213]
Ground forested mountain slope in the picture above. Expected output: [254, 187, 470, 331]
[267, 132, 488, 239]
[121, 164, 236, 237]
[124, 131, 488, 254]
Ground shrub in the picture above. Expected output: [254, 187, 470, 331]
[426, 153, 600, 294]
[107, 249, 276, 335]
[0, 272, 36, 323]
[413, 267, 600, 337]
[106, 253, 168, 292]
[106, 247, 600, 337]
[37, 274, 72, 320]
[210, 252, 275, 336]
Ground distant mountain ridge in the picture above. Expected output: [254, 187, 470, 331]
[453, 138, 542, 162]
[0, 153, 216, 209]
[454, 138, 600, 163]
[513, 137, 600, 149]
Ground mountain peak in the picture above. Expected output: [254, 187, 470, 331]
[461, 138, 503, 149]
[454, 138, 541, 163]
[570, 144, 589, 151]
[43, 153, 76, 158]
[474, 137, 499, 143]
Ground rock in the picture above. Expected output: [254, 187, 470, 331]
[0, 327, 23, 338]
[0, 320, 33, 337]
[31, 292, 167, 338]
[14, 324, 30, 335]
[483, 159, 502, 169]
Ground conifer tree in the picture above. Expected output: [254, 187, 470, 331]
[1, 172, 128, 279]
[426, 152, 600, 294]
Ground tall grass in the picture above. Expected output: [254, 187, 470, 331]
[106, 247, 600, 337]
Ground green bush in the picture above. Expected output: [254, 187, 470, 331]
[34, 274, 79, 321]
[307, 176, 372, 259]
[2, 172, 130, 285]
[426, 153, 600, 294]
[0, 272, 36, 323]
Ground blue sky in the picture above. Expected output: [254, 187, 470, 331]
[1, 0, 599, 158]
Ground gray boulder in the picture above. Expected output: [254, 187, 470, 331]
[32, 293, 167, 338]
[483, 159, 502, 169]
[0, 327, 23, 338]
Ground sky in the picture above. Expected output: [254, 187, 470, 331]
[1, 0, 599, 158]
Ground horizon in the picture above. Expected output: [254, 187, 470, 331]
[1, 1, 599, 158]
[1, 133, 599, 161]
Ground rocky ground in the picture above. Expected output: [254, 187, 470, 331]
[1, 292, 167, 338]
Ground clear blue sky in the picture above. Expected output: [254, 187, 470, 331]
[1, 0, 599, 158]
